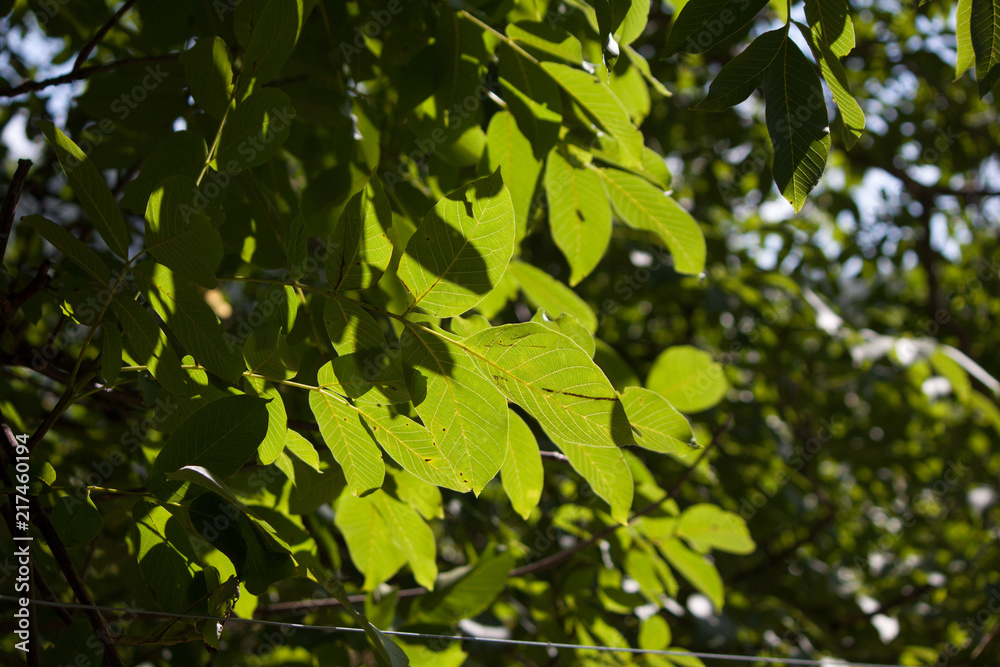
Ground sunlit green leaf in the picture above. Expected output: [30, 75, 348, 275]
[646, 345, 729, 413]
[399, 169, 515, 317]
[500, 409, 543, 520]
[545, 149, 612, 286]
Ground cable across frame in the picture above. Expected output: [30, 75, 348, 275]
[0, 595, 917, 667]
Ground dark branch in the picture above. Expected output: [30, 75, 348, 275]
[0, 159, 32, 267]
[0, 54, 178, 99]
[73, 0, 140, 72]
[1, 424, 124, 666]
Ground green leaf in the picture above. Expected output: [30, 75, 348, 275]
[398, 169, 516, 318]
[804, 0, 854, 57]
[560, 436, 634, 523]
[50, 491, 102, 547]
[132, 502, 205, 613]
[144, 174, 224, 288]
[930, 349, 973, 402]
[111, 294, 192, 396]
[677, 504, 756, 554]
[147, 394, 269, 501]
[462, 323, 633, 520]
[486, 110, 541, 242]
[639, 614, 672, 651]
[463, 323, 633, 449]
[598, 167, 706, 275]
[500, 409, 544, 520]
[367, 625, 412, 667]
[450, 313, 492, 338]
[180, 36, 233, 119]
[323, 297, 388, 355]
[617, 0, 652, 45]
[284, 429, 321, 472]
[244, 323, 299, 380]
[531, 309, 596, 357]
[101, 324, 122, 385]
[620, 387, 695, 456]
[234, 0, 304, 93]
[388, 467, 443, 521]
[38, 120, 131, 259]
[506, 21, 584, 63]
[498, 44, 563, 157]
[326, 176, 394, 291]
[797, 22, 865, 150]
[401, 323, 508, 494]
[121, 130, 208, 214]
[971, 0, 1000, 95]
[188, 491, 296, 595]
[761, 35, 830, 211]
[646, 346, 729, 413]
[595, 339, 641, 391]
[509, 260, 598, 332]
[246, 377, 287, 465]
[22, 214, 111, 285]
[335, 491, 407, 589]
[398, 640, 463, 667]
[545, 149, 612, 286]
[661, 0, 770, 58]
[658, 537, 725, 610]
[216, 88, 295, 171]
[693, 29, 784, 111]
[624, 45, 671, 97]
[541, 62, 643, 167]
[357, 402, 467, 492]
[134, 261, 245, 383]
[957, 0, 976, 78]
[475, 266, 519, 319]
[373, 491, 438, 589]
[625, 546, 679, 602]
[310, 367, 386, 496]
[327, 352, 412, 405]
[413, 551, 514, 624]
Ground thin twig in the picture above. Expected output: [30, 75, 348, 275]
[72, 0, 140, 72]
[0, 54, 178, 98]
[0, 159, 32, 264]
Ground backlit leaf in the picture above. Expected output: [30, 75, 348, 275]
[398, 169, 515, 317]
[545, 149, 612, 286]
[144, 174, 224, 288]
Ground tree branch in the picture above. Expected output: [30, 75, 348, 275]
[0, 54, 178, 98]
[73, 0, 140, 73]
[0, 159, 32, 266]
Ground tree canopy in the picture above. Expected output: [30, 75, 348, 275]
[1, 0, 998, 665]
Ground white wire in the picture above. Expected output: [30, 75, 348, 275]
[0, 595, 917, 667]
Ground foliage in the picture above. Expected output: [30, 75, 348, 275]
[0, 0, 998, 665]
